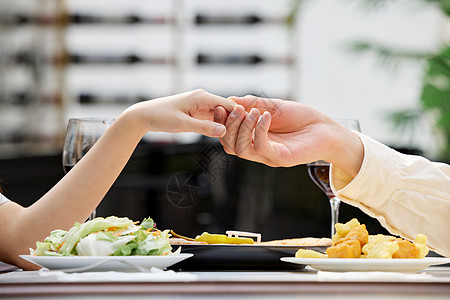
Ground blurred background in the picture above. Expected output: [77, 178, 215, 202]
[0, 0, 448, 240]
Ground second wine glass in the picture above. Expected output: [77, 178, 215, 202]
[62, 118, 114, 220]
[307, 119, 361, 238]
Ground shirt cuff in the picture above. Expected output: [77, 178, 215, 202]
[330, 132, 401, 210]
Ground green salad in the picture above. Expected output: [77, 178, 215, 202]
[31, 216, 176, 256]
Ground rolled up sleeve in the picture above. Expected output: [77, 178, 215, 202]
[330, 132, 450, 257]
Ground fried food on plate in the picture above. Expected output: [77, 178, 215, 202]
[335, 224, 369, 246]
[414, 234, 429, 258]
[325, 219, 369, 258]
[362, 234, 399, 258]
[327, 240, 362, 258]
[295, 249, 327, 258]
[393, 238, 420, 258]
[332, 218, 361, 245]
[295, 218, 429, 259]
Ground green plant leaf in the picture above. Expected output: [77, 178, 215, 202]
[422, 0, 450, 17]
[421, 84, 449, 108]
[345, 40, 431, 71]
[420, 45, 450, 159]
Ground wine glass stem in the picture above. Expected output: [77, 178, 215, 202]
[329, 196, 340, 238]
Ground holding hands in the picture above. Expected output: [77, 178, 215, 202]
[214, 95, 364, 177]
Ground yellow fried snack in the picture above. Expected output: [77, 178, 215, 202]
[332, 218, 360, 245]
[295, 248, 328, 258]
[291, 218, 430, 259]
[335, 224, 369, 247]
[414, 234, 429, 259]
[327, 240, 362, 258]
[392, 238, 420, 258]
[362, 234, 399, 258]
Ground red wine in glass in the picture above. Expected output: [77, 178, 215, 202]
[307, 161, 340, 238]
[307, 119, 361, 238]
[307, 164, 333, 198]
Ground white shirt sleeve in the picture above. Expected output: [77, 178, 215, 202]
[0, 193, 11, 206]
[330, 132, 450, 257]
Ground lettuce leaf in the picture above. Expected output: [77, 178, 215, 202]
[136, 230, 172, 256]
[44, 230, 66, 244]
[59, 216, 134, 255]
[31, 216, 173, 257]
[141, 217, 155, 230]
[33, 242, 64, 256]
[75, 233, 136, 256]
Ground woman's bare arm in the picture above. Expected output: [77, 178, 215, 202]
[0, 89, 235, 269]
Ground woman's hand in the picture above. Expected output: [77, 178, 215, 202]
[1, 89, 235, 270]
[124, 89, 236, 137]
[214, 95, 364, 177]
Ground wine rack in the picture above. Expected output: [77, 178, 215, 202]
[0, 0, 300, 157]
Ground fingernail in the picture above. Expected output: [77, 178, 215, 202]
[214, 108, 223, 119]
[249, 108, 260, 120]
[214, 125, 226, 137]
[231, 105, 242, 117]
[259, 111, 270, 124]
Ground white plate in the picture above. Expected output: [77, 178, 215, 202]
[20, 254, 193, 272]
[280, 257, 450, 272]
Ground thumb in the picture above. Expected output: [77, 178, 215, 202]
[186, 118, 227, 138]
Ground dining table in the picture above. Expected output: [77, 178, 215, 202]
[1, 261, 450, 299]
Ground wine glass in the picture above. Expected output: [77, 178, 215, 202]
[307, 119, 361, 238]
[62, 118, 114, 220]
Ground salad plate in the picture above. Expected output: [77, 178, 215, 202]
[280, 257, 450, 272]
[22, 216, 193, 272]
[20, 254, 193, 272]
